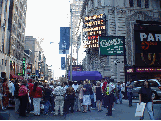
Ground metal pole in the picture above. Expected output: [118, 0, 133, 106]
[70, 4, 72, 81]
[77, 43, 78, 65]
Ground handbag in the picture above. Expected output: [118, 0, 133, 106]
[135, 102, 146, 117]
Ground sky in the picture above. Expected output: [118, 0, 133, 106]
[25, 0, 74, 79]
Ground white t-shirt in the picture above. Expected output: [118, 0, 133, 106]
[109, 82, 115, 94]
[72, 84, 78, 92]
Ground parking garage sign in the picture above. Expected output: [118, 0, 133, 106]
[99, 36, 125, 56]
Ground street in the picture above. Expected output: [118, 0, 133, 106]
[6, 99, 161, 120]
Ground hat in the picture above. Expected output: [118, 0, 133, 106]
[74, 81, 77, 83]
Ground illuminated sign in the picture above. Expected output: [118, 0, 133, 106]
[99, 36, 125, 56]
[22, 58, 25, 76]
[83, 14, 106, 48]
[136, 67, 161, 72]
[135, 24, 161, 66]
[127, 68, 134, 73]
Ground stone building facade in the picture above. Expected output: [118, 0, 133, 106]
[80, 0, 161, 82]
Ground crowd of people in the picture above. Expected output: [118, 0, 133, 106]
[0, 77, 155, 120]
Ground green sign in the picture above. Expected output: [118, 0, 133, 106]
[22, 57, 26, 76]
[99, 36, 125, 56]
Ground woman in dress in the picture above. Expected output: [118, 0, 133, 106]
[95, 81, 103, 112]
[2, 78, 9, 110]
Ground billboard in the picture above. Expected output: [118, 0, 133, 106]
[61, 57, 65, 70]
[99, 36, 125, 56]
[134, 24, 161, 66]
[59, 27, 70, 54]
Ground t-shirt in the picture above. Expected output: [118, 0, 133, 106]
[138, 86, 152, 103]
[126, 82, 134, 92]
[109, 82, 115, 94]
[83, 84, 91, 95]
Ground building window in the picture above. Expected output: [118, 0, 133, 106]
[137, 0, 141, 7]
[129, 0, 133, 7]
[145, 0, 149, 8]
[5, 60, 7, 66]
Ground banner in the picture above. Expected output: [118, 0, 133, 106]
[134, 24, 161, 66]
[61, 57, 65, 70]
[59, 27, 70, 54]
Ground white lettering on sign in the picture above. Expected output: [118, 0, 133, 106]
[100, 38, 122, 47]
[140, 33, 161, 41]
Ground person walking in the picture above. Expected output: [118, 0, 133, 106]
[28, 79, 34, 112]
[14, 79, 20, 113]
[53, 82, 66, 116]
[102, 79, 108, 108]
[66, 81, 75, 114]
[138, 80, 155, 120]
[106, 79, 115, 116]
[82, 80, 92, 113]
[77, 81, 83, 112]
[91, 83, 96, 109]
[18, 80, 28, 117]
[126, 79, 134, 107]
[2, 78, 9, 110]
[95, 81, 103, 112]
[115, 81, 122, 104]
[31, 82, 43, 116]
[0, 77, 3, 110]
[43, 83, 52, 115]
[72, 81, 79, 112]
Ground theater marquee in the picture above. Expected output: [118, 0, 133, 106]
[83, 14, 106, 48]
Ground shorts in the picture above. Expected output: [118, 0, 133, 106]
[83, 95, 91, 106]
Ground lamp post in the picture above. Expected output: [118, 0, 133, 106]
[70, 4, 73, 82]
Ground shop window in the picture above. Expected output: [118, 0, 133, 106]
[137, 0, 141, 7]
[145, 0, 149, 8]
[129, 0, 133, 7]
[160, 1, 161, 9]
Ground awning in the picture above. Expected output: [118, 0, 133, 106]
[10, 74, 18, 79]
[68, 71, 102, 81]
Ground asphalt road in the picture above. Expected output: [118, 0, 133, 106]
[5, 99, 161, 120]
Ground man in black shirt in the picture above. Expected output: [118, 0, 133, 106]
[138, 80, 155, 120]
[43, 83, 52, 115]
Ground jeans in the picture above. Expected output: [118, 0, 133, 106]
[140, 102, 155, 120]
[33, 98, 41, 115]
[15, 98, 20, 112]
[107, 93, 114, 116]
[44, 100, 51, 114]
[127, 92, 133, 106]
[29, 97, 34, 111]
[115, 92, 122, 104]
[50, 96, 55, 112]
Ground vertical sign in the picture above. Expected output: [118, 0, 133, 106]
[59, 27, 70, 54]
[22, 57, 25, 76]
[61, 57, 65, 70]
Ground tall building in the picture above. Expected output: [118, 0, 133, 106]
[70, 0, 83, 64]
[80, 0, 161, 81]
[7, 0, 27, 79]
[25, 36, 45, 80]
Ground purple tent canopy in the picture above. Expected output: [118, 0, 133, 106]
[68, 71, 102, 81]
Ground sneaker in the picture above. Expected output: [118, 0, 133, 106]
[51, 111, 55, 113]
[112, 108, 115, 110]
[30, 111, 34, 114]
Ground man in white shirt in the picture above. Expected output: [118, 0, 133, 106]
[72, 81, 79, 112]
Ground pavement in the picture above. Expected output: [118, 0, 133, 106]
[5, 99, 161, 120]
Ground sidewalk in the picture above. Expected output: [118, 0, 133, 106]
[7, 99, 161, 120]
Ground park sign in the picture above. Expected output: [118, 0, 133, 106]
[99, 36, 125, 56]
